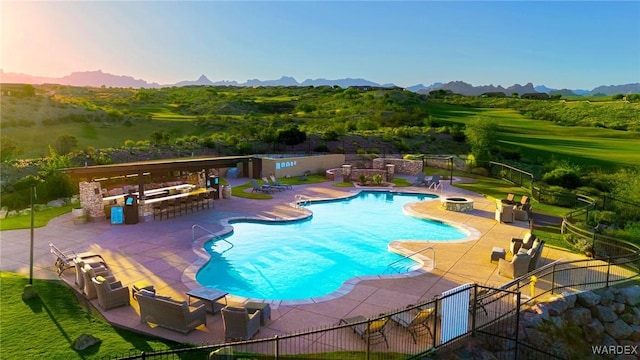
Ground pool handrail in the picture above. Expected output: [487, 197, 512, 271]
[385, 245, 436, 273]
[192, 224, 234, 253]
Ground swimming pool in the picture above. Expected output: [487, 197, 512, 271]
[196, 191, 467, 301]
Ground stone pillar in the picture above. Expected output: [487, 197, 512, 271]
[385, 164, 395, 182]
[79, 181, 105, 220]
[342, 165, 352, 183]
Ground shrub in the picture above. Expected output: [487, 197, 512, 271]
[473, 167, 489, 176]
[542, 168, 582, 189]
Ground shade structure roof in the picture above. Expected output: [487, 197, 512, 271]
[62, 155, 253, 181]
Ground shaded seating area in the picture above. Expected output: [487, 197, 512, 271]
[137, 290, 207, 334]
[390, 307, 435, 344]
[221, 306, 261, 341]
[338, 315, 390, 348]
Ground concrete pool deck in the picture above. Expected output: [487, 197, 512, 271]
[0, 176, 585, 346]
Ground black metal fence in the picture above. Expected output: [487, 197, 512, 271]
[99, 270, 640, 360]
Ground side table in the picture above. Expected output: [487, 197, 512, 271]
[186, 287, 228, 313]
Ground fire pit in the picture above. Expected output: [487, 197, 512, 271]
[441, 197, 474, 212]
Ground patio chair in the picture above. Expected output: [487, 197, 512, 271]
[81, 263, 116, 299]
[73, 256, 108, 290]
[250, 179, 274, 194]
[505, 193, 516, 204]
[510, 232, 536, 254]
[412, 173, 426, 186]
[270, 175, 293, 190]
[391, 307, 435, 343]
[221, 306, 261, 341]
[92, 276, 130, 310]
[339, 314, 390, 348]
[517, 195, 530, 209]
[498, 252, 531, 279]
[524, 239, 545, 272]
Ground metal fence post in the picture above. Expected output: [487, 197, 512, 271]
[606, 261, 611, 288]
[471, 285, 477, 337]
[366, 319, 371, 360]
[551, 264, 556, 294]
[274, 335, 280, 359]
[514, 292, 521, 360]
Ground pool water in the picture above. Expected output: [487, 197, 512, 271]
[196, 191, 467, 300]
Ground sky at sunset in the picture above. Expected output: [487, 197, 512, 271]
[2, 1, 639, 89]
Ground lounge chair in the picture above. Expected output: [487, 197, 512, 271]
[249, 179, 274, 194]
[427, 174, 441, 191]
[270, 175, 293, 190]
[92, 276, 130, 310]
[49, 241, 104, 276]
[262, 177, 283, 191]
[390, 307, 435, 343]
[338, 315, 390, 348]
[412, 173, 426, 186]
[221, 306, 261, 341]
[498, 252, 531, 279]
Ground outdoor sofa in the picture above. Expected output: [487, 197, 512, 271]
[137, 290, 207, 334]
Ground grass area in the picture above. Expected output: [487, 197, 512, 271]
[0, 272, 195, 359]
[391, 178, 412, 187]
[427, 103, 640, 170]
[332, 182, 355, 187]
[0, 204, 75, 231]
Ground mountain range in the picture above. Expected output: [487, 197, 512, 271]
[1, 69, 638, 96]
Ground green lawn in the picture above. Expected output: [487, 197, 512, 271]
[0, 204, 75, 231]
[0, 272, 193, 359]
[428, 104, 640, 170]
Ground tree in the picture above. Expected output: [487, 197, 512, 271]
[464, 117, 498, 168]
[53, 134, 78, 155]
[277, 125, 307, 147]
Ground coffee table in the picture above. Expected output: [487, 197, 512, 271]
[186, 287, 228, 313]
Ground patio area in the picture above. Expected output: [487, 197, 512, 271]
[0, 176, 585, 347]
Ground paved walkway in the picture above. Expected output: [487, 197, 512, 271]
[0, 177, 585, 346]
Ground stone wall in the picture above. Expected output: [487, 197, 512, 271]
[345, 164, 395, 183]
[79, 181, 105, 220]
[480, 286, 640, 359]
[372, 158, 422, 175]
